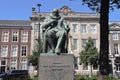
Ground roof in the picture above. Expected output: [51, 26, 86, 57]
[0, 20, 31, 28]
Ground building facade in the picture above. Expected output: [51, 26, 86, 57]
[0, 20, 31, 73]
[2, 6, 120, 77]
[30, 6, 100, 75]
[109, 22, 120, 77]
[1, 6, 119, 77]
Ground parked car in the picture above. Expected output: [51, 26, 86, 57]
[2, 70, 29, 80]
[0, 73, 6, 78]
[7, 70, 28, 77]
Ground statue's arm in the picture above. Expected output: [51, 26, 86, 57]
[63, 20, 70, 32]
[42, 17, 54, 32]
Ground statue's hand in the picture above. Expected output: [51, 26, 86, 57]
[52, 20, 58, 24]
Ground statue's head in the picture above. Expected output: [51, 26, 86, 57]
[52, 8, 59, 17]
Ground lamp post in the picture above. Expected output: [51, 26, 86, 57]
[37, 4, 41, 40]
[36, 4, 42, 76]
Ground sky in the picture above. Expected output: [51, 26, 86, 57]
[0, 0, 120, 21]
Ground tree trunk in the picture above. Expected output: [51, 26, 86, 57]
[99, 0, 110, 80]
[90, 64, 93, 77]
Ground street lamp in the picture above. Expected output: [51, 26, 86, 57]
[37, 4, 41, 40]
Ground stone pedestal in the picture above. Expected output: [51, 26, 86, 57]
[39, 53, 74, 80]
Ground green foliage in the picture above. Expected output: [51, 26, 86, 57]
[28, 51, 40, 66]
[82, 0, 100, 11]
[79, 37, 98, 66]
[74, 75, 119, 80]
[28, 38, 43, 66]
[74, 75, 98, 80]
[31, 76, 38, 80]
[105, 76, 119, 80]
[81, 0, 120, 77]
[82, 0, 120, 12]
[74, 75, 86, 80]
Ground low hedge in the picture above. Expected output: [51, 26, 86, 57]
[74, 75, 119, 80]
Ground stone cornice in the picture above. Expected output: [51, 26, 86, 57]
[109, 23, 120, 30]
[30, 15, 99, 22]
[30, 5, 100, 22]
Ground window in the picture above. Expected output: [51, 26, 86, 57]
[20, 59, 27, 70]
[112, 32, 119, 40]
[81, 39, 87, 49]
[2, 31, 9, 42]
[81, 24, 86, 33]
[10, 60, 17, 70]
[1, 45, 8, 57]
[1, 60, 6, 66]
[34, 24, 39, 39]
[34, 24, 39, 32]
[83, 63, 88, 70]
[91, 39, 96, 47]
[12, 32, 18, 42]
[73, 39, 78, 50]
[116, 63, 120, 71]
[93, 63, 98, 70]
[0, 60, 6, 73]
[74, 57, 78, 70]
[11, 45, 18, 57]
[21, 31, 28, 42]
[21, 45, 27, 56]
[109, 34, 110, 40]
[109, 44, 111, 55]
[90, 24, 96, 33]
[114, 44, 119, 55]
[72, 24, 77, 33]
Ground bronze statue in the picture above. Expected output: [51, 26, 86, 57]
[42, 8, 70, 54]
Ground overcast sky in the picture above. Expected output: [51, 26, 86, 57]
[0, 0, 120, 21]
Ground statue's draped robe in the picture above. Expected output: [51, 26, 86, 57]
[42, 14, 70, 53]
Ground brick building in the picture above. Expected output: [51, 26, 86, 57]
[0, 20, 31, 73]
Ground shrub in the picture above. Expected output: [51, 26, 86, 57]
[86, 75, 98, 80]
[74, 75, 86, 80]
[31, 76, 38, 80]
[105, 76, 119, 80]
[74, 75, 119, 80]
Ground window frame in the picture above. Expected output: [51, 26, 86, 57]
[10, 59, 17, 70]
[11, 45, 18, 57]
[2, 31, 9, 42]
[90, 24, 97, 34]
[21, 45, 27, 57]
[1, 45, 8, 57]
[81, 24, 87, 33]
[20, 59, 27, 70]
[21, 31, 28, 42]
[12, 31, 19, 42]
[72, 24, 78, 33]
[73, 39, 78, 51]
[112, 32, 119, 40]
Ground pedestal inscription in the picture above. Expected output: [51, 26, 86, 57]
[39, 54, 74, 80]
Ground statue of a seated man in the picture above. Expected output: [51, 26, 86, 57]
[42, 8, 70, 54]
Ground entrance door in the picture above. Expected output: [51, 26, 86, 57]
[0, 66, 6, 73]
[0, 60, 6, 73]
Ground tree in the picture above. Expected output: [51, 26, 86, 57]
[28, 37, 43, 69]
[82, 0, 120, 79]
[79, 37, 98, 76]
